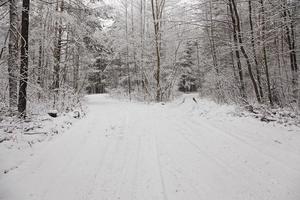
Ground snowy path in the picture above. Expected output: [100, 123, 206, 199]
[1, 94, 300, 200]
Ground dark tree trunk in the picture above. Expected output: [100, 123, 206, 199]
[37, 40, 43, 86]
[73, 46, 80, 92]
[231, 0, 261, 103]
[125, 0, 132, 101]
[248, 0, 263, 99]
[208, 0, 218, 74]
[37, 5, 44, 89]
[53, 0, 64, 92]
[228, 0, 246, 100]
[18, 0, 30, 117]
[62, 27, 69, 85]
[260, 0, 273, 106]
[151, 0, 165, 101]
[283, 0, 298, 101]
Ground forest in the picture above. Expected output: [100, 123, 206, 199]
[1, 1, 300, 199]
[0, 0, 299, 117]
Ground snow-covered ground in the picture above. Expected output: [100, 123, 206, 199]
[0, 94, 300, 200]
[0, 108, 83, 175]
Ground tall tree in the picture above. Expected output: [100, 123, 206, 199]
[53, 0, 64, 93]
[230, 0, 261, 103]
[260, 0, 273, 106]
[282, 0, 298, 102]
[18, 0, 30, 117]
[151, 0, 165, 101]
[125, 0, 132, 100]
[248, 0, 263, 99]
[228, 0, 246, 100]
[8, 0, 19, 109]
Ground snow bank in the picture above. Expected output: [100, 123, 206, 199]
[0, 110, 84, 175]
[169, 93, 300, 131]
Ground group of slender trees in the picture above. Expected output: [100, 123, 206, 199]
[106, 0, 299, 108]
[1, 0, 109, 117]
[1, 0, 299, 117]
[107, 0, 184, 101]
[201, 0, 299, 107]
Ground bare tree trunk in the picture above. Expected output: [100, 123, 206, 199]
[226, 6, 238, 86]
[151, 0, 165, 101]
[275, 36, 286, 104]
[125, 0, 132, 100]
[196, 41, 202, 89]
[53, 0, 64, 93]
[140, 0, 146, 97]
[208, 0, 218, 74]
[62, 27, 69, 85]
[281, 30, 291, 96]
[131, 0, 139, 90]
[8, 0, 19, 109]
[228, 0, 246, 100]
[231, 0, 261, 103]
[248, 0, 263, 99]
[260, 0, 273, 106]
[283, 0, 298, 103]
[73, 46, 79, 92]
[18, 0, 30, 117]
[37, 5, 44, 90]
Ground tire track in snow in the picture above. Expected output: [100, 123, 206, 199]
[167, 112, 300, 199]
[183, 116, 300, 175]
[154, 135, 169, 200]
[2, 95, 300, 200]
[87, 109, 140, 200]
[81, 136, 111, 200]
[154, 130, 206, 200]
[151, 113, 243, 199]
[130, 135, 141, 200]
[111, 110, 141, 200]
[38, 126, 100, 199]
[110, 134, 141, 200]
[157, 112, 234, 174]
[90, 125, 129, 199]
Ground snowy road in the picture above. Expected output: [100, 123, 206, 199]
[1, 94, 300, 200]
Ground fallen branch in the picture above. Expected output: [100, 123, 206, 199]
[260, 116, 276, 123]
[3, 166, 18, 174]
[24, 132, 48, 135]
[0, 137, 9, 143]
